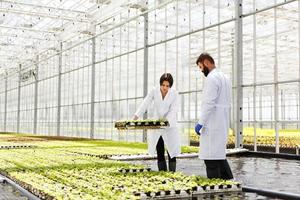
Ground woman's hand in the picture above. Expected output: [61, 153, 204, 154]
[133, 115, 138, 120]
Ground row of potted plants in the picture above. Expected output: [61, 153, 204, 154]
[0, 133, 240, 199]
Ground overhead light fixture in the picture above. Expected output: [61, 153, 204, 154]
[89, 0, 111, 4]
[48, 47, 59, 51]
[20, 23, 34, 28]
[123, 1, 148, 11]
[25, 45, 35, 49]
[128, 3, 144, 10]
[0, 42, 10, 46]
[79, 30, 93, 36]
[50, 27, 64, 32]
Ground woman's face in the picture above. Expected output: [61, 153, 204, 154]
[160, 80, 170, 95]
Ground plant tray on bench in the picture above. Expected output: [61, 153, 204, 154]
[115, 119, 169, 130]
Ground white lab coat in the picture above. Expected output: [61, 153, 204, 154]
[135, 87, 181, 158]
[198, 68, 231, 160]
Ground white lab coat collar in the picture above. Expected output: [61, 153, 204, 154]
[158, 87, 171, 101]
[207, 67, 217, 77]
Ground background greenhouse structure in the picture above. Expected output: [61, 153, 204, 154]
[0, 0, 299, 200]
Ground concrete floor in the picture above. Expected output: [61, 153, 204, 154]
[0, 183, 28, 200]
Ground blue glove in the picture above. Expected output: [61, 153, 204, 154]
[195, 123, 203, 135]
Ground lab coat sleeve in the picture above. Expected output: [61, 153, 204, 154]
[198, 76, 219, 126]
[165, 91, 178, 127]
[134, 88, 155, 118]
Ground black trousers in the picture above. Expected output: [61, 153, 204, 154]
[204, 159, 233, 180]
[156, 136, 176, 162]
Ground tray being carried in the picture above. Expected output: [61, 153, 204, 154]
[115, 119, 169, 130]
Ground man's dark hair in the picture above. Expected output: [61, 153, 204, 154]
[159, 73, 173, 87]
[196, 53, 215, 65]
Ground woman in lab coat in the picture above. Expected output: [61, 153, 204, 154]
[133, 73, 180, 172]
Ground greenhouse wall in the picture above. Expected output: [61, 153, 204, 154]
[0, 0, 299, 151]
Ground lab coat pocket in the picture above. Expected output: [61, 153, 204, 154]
[209, 109, 224, 131]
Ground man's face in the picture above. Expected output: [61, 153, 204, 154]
[198, 62, 210, 77]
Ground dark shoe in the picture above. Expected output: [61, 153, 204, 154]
[158, 161, 167, 171]
[169, 161, 176, 172]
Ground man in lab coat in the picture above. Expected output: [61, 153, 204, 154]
[194, 53, 233, 180]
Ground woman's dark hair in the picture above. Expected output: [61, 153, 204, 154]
[159, 73, 173, 87]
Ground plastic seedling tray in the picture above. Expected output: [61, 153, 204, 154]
[115, 119, 169, 130]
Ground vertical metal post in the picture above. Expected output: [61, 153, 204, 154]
[176, 0, 179, 91]
[57, 42, 63, 136]
[104, 38, 108, 140]
[118, 17, 122, 141]
[112, 28, 115, 140]
[90, 30, 96, 139]
[234, 0, 243, 148]
[231, 32, 234, 130]
[175, 0, 179, 143]
[154, 2, 157, 85]
[281, 90, 285, 129]
[247, 97, 250, 127]
[298, 0, 300, 130]
[17, 64, 21, 133]
[274, 2, 280, 153]
[218, 0, 221, 67]
[202, 0, 205, 50]
[4, 73, 7, 132]
[259, 89, 262, 128]
[188, 0, 191, 145]
[126, 15, 130, 141]
[271, 95, 273, 128]
[134, 14, 138, 142]
[253, 0, 257, 151]
[181, 11, 186, 122]
[253, 93, 257, 151]
[33, 55, 39, 134]
[164, 5, 167, 72]
[195, 78, 198, 122]
[143, 12, 149, 143]
[297, 94, 299, 129]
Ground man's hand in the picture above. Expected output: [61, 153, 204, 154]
[133, 115, 138, 120]
[195, 123, 203, 135]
